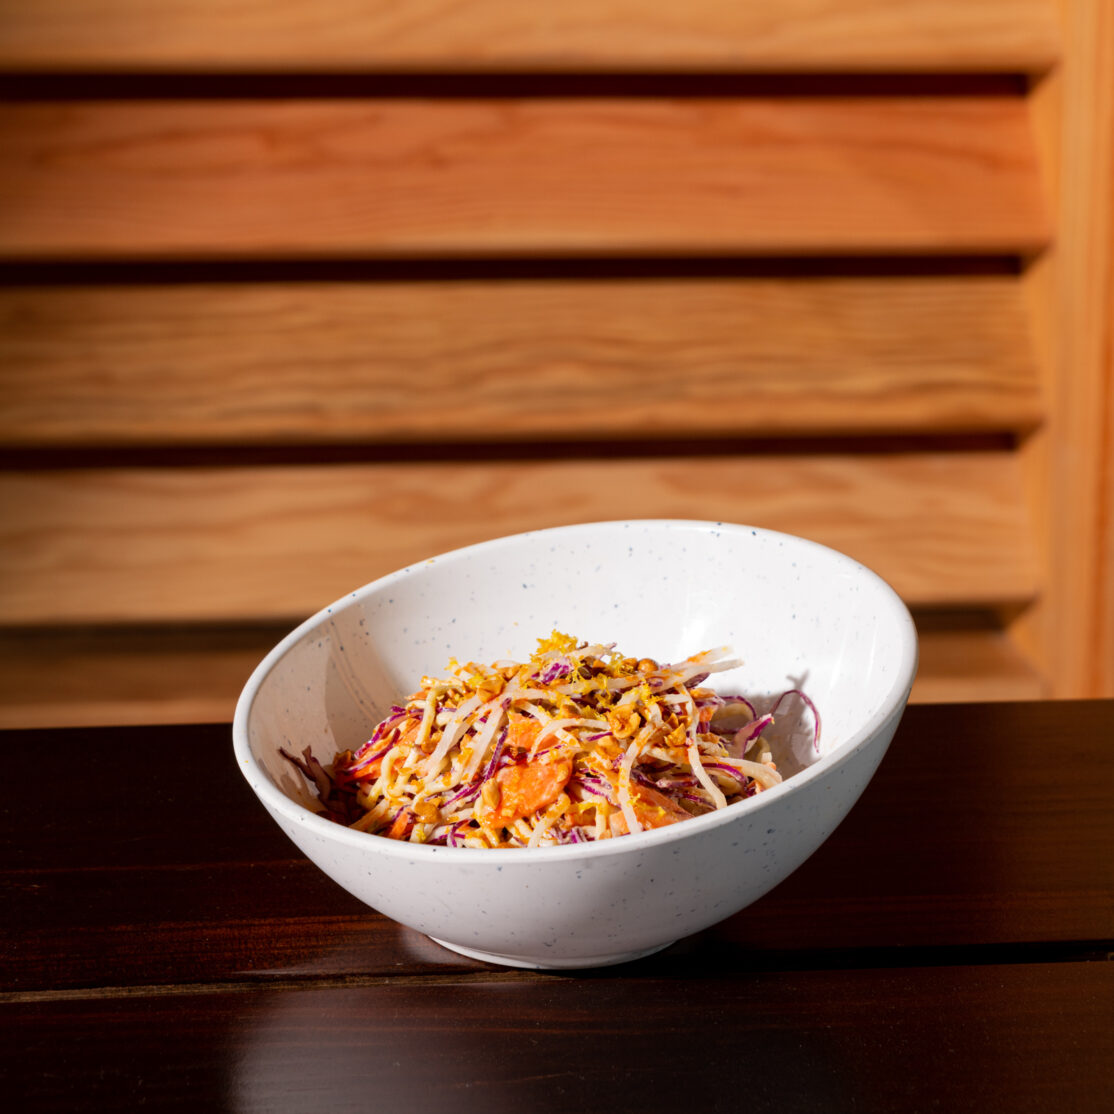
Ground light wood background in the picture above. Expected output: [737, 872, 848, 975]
[0, 0, 1110, 727]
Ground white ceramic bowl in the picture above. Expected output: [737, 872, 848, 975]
[233, 520, 917, 969]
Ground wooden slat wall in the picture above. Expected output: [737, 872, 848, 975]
[0, 1, 1061, 73]
[0, 277, 1042, 444]
[0, 98, 1049, 259]
[0, 453, 1039, 625]
[1015, 0, 1114, 699]
[2, 0, 1110, 727]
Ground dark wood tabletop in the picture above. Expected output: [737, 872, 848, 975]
[3, 700, 1111, 1112]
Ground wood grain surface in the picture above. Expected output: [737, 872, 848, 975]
[0, 98, 1050, 259]
[0, 276, 1042, 446]
[4, 965, 1111, 1113]
[0, 619, 1048, 730]
[1014, 0, 1114, 698]
[0, 0, 1061, 72]
[0, 451, 1039, 625]
[2, 0, 1107, 722]
[2, 701, 1111, 1113]
[4, 702, 1110, 991]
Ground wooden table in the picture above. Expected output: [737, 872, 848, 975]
[3, 701, 1111, 1111]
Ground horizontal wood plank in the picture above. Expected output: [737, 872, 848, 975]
[0, 276, 1043, 446]
[0, 452, 1039, 626]
[5, 964, 1112, 1113]
[0, 620, 1047, 729]
[0, 0, 1061, 73]
[911, 627, 1046, 703]
[3, 704, 1112, 981]
[0, 625, 281, 729]
[4, 704, 1112, 1110]
[0, 98, 1051, 259]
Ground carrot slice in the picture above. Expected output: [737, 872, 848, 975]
[386, 809, 414, 840]
[480, 757, 573, 827]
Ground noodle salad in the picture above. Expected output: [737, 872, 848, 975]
[283, 632, 818, 849]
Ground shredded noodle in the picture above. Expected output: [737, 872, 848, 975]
[282, 632, 816, 849]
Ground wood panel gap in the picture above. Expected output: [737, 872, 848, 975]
[0, 434, 1020, 471]
[0, 73, 1031, 101]
[0, 256, 1026, 286]
[910, 605, 1030, 632]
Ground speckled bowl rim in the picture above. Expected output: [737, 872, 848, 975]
[233, 519, 918, 865]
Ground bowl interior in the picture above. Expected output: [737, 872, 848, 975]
[241, 521, 917, 815]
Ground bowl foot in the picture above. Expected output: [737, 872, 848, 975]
[429, 936, 675, 969]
